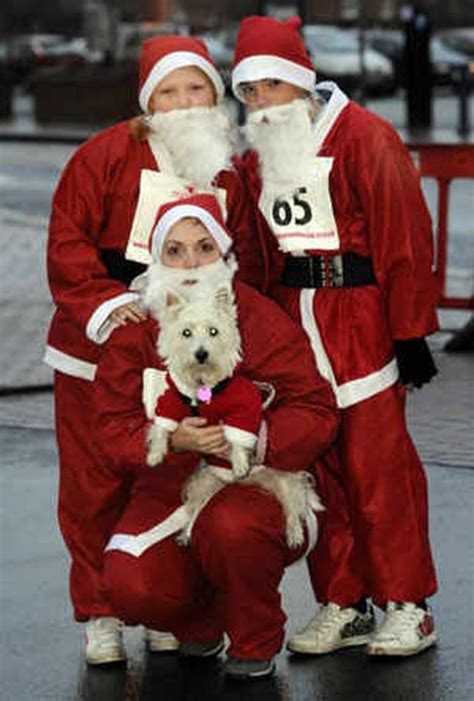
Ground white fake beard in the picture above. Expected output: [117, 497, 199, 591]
[243, 99, 316, 189]
[148, 105, 235, 188]
[143, 255, 238, 321]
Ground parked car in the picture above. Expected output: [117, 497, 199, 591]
[430, 36, 470, 85]
[366, 28, 470, 87]
[115, 22, 184, 62]
[437, 28, 474, 60]
[302, 24, 395, 95]
[366, 29, 405, 84]
[4, 34, 86, 84]
[201, 32, 234, 89]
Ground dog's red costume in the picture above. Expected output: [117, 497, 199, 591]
[153, 373, 262, 462]
[93, 281, 339, 660]
[237, 83, 438, 605]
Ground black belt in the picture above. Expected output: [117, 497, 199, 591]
[281, 253, 376, 289]
[100, 249, 146, 286]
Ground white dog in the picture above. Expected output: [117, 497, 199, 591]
[147, 283, 324, 548]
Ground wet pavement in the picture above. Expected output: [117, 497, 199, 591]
[1, 340, 473, 700]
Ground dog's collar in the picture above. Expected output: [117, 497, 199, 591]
[178, 377, 231, 410]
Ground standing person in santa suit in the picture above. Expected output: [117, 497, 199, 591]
[94, 192, 339, 680]
[232, 15, 439, 657]
[44, 34, 260, 664]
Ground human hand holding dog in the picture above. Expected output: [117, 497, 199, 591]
[109, 302, 147, 326]
[170, 417, 229, 456]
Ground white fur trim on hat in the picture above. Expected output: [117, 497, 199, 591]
[140, 51, 225, 112]
[232, 55, 316, 99]
[152, 204, 232, 258]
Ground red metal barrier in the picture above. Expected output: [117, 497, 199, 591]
[407, 142, 474, 310]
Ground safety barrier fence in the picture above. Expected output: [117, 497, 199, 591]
[408, 142, 474, 310]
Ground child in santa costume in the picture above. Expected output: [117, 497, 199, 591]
[94, 192, 339, 680]
[44, 34, 261, 663]
[232, 15, 439, 657]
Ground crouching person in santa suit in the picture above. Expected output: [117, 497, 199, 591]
[43, 33, 261, 663]
[94, 192, 339, 680]
[232, 15, 439, 657]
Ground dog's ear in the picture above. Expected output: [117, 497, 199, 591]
[163, 290, 187, 318]
[214, 282, 233, 310]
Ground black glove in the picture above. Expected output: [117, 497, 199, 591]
[100, 249, 146, 286]
[394, 338, 438, 388]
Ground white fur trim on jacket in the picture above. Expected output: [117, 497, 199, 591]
[299, 289, 399, 408]
[303, 509, 318, 557]
[154, 416, 179, 432]
[152, 205, 232, 258]
[86, 292, 139, 345]
[255, 420, 268, 464]
[233, 55, 316, 99]
[105, 505, 189, 557]
[142, 368, 169, 419]
[43, 345, 97, 381]
[313, 82, 350, 154]
[139, 51, 225, 112]
[222, 425, 258, 449]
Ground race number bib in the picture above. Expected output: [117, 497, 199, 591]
[125, 170, 227, 265]
[258, 157, 340, 253]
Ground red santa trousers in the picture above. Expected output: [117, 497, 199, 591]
[104, 482, 309, 660]
[54, 372, 132, 620]
[309, 382, 437, 607]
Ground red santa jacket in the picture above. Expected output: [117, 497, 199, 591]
[94, 281, 338, 478]
[44, 119, 262, 380]
[237, 84, 439, 405]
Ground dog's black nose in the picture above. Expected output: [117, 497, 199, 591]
[195, 348, 209, 365]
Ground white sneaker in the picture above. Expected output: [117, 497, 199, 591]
[287, 602, 376, 655]
[85, 617, 126, 665]
[367, 602, 437, 656]
[144, 629, 179, 653]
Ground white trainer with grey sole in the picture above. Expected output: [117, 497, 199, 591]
[145, 629, 179, 652]
[287, 602, 376, 655]
[367, 602, 437, 656]
[85, 616, 126, 665]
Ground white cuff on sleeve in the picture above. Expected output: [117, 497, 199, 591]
[223, 425, 258, 450]
[86, 292, 140, 344]
[154, 416, 179, 432]
[254, 420, 268, 465]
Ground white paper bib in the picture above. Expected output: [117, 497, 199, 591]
[258, 157, 340, 253]
[125, 170, 227, 265]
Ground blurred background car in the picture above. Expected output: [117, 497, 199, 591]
[115, 21, 182, 62]
[2, 34, 88, 85]
[366, 28, 471, 87]
[437, 27, 474, 60]
[430, 35, 470, 85]
[302, 24, 395, 95]
[201, 30, 234, 90]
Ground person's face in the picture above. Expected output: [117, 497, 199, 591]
[239, 78, 305, 111]
[161, 218, 222, 270]
[149, 66, 216, 113]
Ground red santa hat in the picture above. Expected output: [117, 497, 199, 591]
[150, 192, 233, 259]
[139, 35, 225, 112]
[232, 16, 316, 100]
